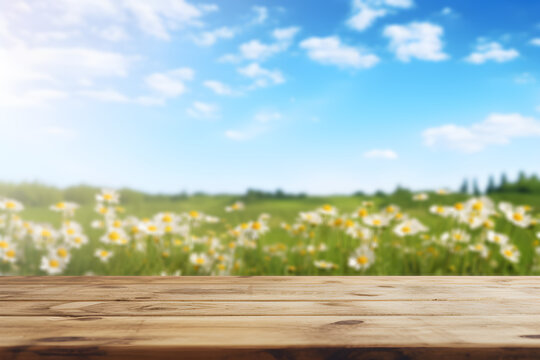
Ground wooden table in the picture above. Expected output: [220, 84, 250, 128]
[1, 276, 540, 359]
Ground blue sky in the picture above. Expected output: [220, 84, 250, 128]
[0, 0, 539, 194]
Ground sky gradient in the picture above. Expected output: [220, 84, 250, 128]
[0, 0, 539, 194]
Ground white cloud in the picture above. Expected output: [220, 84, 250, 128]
[363, 149, 398, 159]
[0, 46, 136, 107]
[530, 38, 540, 46]
[347, 0, 414, 32]
[236, 27, 300, 62]
[145, 67, 194, 97]
[95, 26, 128, 42]
[192, 26, 235, 46]
[3, 0, 214, 41]
[204, 80, 235, 95]
[79, 89, 130, 103]
[237, 63, 285, 88]
[272, 26, 300, 41]
[187, 101, 219, 119]
[514, 73, 536, 84]
[465, 42, 519, 64]
[251, 6, 268, 24]
[300, 36, 379, 68]
[384, 22, 448, 62]
[441, 7, 453, 15]
[423, 113, 540, 153]
[240, 40, 282, 61]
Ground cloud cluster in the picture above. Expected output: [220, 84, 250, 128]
[187, 101, 219, 119]
[423, 113, 540, 152]
[383, 22, 448, 62]
[465, 42, 519, 64]
[300, 36, 379, 68]
[0, 0, 213, 107]
[237, 63, 285, 88]
[347, 0, 414, 31]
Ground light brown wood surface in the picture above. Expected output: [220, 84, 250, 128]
[1, 276, 540, 359]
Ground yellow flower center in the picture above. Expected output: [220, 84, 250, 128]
[252, 222, 261, 230]
[189, 211, 199, 218]
[357, 255, 369, 265]
[108, 231, 120, 241]
[6, 249, 15, 258]
[454, 203, 464, 211]
[401, 226, 411, 233]
[322, 204, 333, 212]
[195, 257, 205, 265]
[0, 241, 8, 249]
[472, 202, 483, 211]
[100, 250, 109, 257]
[513, 213, 524, 222]
[358, 209, 368, 217]
[147, 225, 158, 232]
[162, 214, 172, 223]
[66, 228, 75, 235]
[49, 259, 59, 268]
[41, 230, 52, 238]
[5, 201, 16, 209]
[57, 248, 68, 258]
[56, 202, 65, 209]
[504, 249, 513, 257]
[103, 193, 113, 201]
[373, 219, 381, 226]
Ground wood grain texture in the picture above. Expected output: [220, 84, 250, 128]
[1, 276, 540, 359]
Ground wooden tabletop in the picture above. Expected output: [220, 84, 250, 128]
[1, 276, 540, 359]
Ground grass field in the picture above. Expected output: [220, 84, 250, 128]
[1, 189, 540, 276]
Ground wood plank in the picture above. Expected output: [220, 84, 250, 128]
[2, 276, 540, 359]
[1, 282, 539, 301]
[2, 315, 540, 348]
[1, 299, 540, 317]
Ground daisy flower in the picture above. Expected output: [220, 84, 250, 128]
[95, 249, 113, 262]
[348, 245, 375, 271]
[500, 245, 520, 263]
[486, 231, 509, 246]
[96, 189, 120, 204]
[40, 256, 64, 275]
[314, 260, 337, 270]
[413, 193, 429, 201]
[225, 201, 245, 212]
[0, 199, 24, 212]
[393, 219, 428, 237]
[469, 243, 489, 258]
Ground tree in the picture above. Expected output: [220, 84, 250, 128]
[486, 176, 496, 194]
[472, 179, 481, 196]
[459, 179, 469, 194]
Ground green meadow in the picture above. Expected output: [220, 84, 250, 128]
[1, 182, 540, 276]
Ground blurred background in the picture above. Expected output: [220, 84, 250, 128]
[0, 0, 539, 275]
